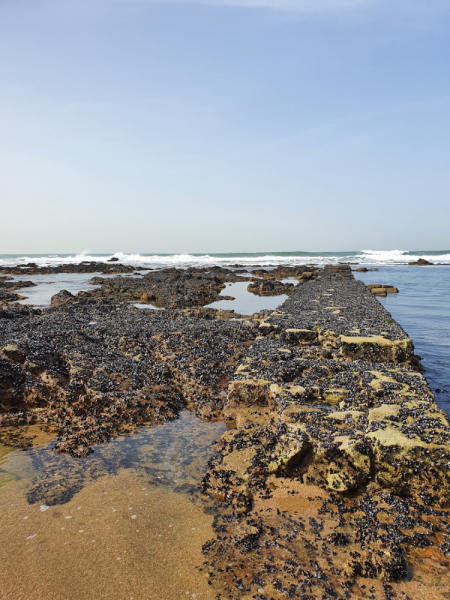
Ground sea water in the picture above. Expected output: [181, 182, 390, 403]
[353, 265, 450, 415]
[7, 272, 123, 306]
[1, 249, 450, 269]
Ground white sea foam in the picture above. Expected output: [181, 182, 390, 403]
[359, 250, 450, 264]
[0, 250, 449, 269]
[359, 249, 410, 262]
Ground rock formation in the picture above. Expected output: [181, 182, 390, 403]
[200, 265, 450, 599]
[0, 263, 449, 598]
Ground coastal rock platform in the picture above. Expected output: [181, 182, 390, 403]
[0, 303, 257, 459]
[201, 265, 450, 599]
[0, 263, 449, 599]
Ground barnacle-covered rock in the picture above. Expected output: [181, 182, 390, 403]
[201, 264, 450, 598]
[340, 335, 414, 363]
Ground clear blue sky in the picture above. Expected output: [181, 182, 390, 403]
[1, 0, 449, 253]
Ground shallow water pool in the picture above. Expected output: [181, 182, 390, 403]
[0, 411, 227, 600]
[12, 273, 127, 306]
[207, 280, 289, 314]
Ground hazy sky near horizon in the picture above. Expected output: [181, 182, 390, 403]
[1, 0, 449, 253]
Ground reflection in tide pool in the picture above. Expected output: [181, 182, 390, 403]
[0, 412, 227, 600]
[12, 272, 126, 306]
[133, 279, 290, 314]
[13, 272, 290, 315]
[208, 280, 288, 314]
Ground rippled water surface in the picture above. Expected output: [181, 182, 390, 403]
[354, 266, 450, 414]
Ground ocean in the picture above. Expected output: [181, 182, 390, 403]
[1, 249, 450, 268]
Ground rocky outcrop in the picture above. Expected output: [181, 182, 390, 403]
[0, 261, 140, 276]
[201, 265, 450, 599]
[408, 258, 433, 265]
[50, 289, 75, 307]
[0, 278, 36, 305]
[73, 266, 318, 309]
[0, 302, 257, 456]
[367, 283, 399, 296]
[87, 268, 232, 308]
[251, 265, 319, 282]
[247, 279, 295, 297]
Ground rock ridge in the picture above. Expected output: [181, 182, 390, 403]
[201, 264, 450, 599]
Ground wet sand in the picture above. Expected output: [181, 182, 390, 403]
[0, 414, 227, 600]
[0, 468, 216, 600]
[250, 480, 450, 600]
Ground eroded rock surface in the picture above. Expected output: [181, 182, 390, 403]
[201, 265, 450, 599]
[0, 278, 36, 304]
[67, 266, 318, 308]
[88, 268, 234, 308]
[247, 280, 295, 297]
[1, 262, 449, 599]
[0, 302, 256, 456]
[0, 261, 140, 276]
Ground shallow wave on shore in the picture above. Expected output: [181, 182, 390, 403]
[1, 249, 449, 268]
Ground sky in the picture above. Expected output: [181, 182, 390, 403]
[0, 0, 449, 253]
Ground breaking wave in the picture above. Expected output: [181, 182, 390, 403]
[0, 249, 449, 269]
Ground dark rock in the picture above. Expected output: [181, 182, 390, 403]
[247, 279, 295, 297]
[408, 258, 432, 265]
[0, 262, 140, 276]
[50, 290, 75, 307]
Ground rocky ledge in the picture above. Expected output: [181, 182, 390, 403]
[367, 284, 399, 297]
[200, 265, 450, 599]
[0, 264, 321, 455]
[56, 265, 320, 308]
[0, 276, 37, 303]
[0, 302, 259, 456]
[0, 263, 449, 599]
[0, 261, 141, 276]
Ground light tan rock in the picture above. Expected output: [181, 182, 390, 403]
[227, 378, 272, 407]
[368, 404, 401, 424]
[340, 335, 414, 363]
